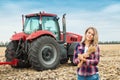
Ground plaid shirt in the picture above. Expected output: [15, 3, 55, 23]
[73, 43, 100, 76]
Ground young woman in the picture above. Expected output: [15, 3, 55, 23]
[73, 27, 100, 80]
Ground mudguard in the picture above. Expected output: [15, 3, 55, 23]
[10, 32, 28, 41]
[26, 30, 55, 40]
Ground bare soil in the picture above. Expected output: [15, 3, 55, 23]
[0, 44, 120, 80]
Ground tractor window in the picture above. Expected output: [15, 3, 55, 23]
[24, 17, 39, 34]
[42, 16, 59, 40]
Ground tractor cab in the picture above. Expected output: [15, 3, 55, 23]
[23, 12, 61, 40]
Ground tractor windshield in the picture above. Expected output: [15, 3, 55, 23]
[42, 16, 60, 40]
[24, 16, 40, 34]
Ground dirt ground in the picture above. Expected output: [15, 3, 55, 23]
[0, 44, 120, 80]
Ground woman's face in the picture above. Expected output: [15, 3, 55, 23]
[85, 29, 94, 41]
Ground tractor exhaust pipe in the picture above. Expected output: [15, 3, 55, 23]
[62, 14, 66, 43]
[22, 15, 24, 31]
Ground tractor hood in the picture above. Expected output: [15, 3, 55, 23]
[60, 32, 82, 43]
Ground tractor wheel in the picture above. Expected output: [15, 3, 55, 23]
[5, 41, 31, 68]
[28, 36, 60, 71]
[5, 41, 18, 62]
[68, 42, 78, 66]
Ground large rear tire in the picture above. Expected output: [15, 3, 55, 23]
[5, 41, 31, 68]
[28, 36, 60, 71]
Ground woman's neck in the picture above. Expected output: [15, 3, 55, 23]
[85, 40, 91, 47]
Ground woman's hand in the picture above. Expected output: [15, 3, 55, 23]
[82, 52, 89, 58]
[78, 54, 86, 62]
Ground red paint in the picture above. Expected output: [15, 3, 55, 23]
[27, 30, 55, 40]
[0, 59, 18, 66]
[26, 12, 57, 17]
[60, 32, 82, 43]
[10, 32, 28, 41]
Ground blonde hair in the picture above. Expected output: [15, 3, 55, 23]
[83, 27, 98, 46]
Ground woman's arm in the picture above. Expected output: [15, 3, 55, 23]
[73, 43, 82, 65]
[73, 49, 80, 65]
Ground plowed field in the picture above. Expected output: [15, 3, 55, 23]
[0, 44, 120, 80]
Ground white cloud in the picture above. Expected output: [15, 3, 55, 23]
[65, 3, 120, 41]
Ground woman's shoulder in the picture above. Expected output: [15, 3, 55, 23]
[95, 44, 100, 52]
[76, 42, 83, 46]
[96, 44, 100, 48]
[74, 42, 84, 50]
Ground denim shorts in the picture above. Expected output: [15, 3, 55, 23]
[78, 73, 100, 80]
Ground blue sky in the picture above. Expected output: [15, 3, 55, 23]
[0, 0, 120, 42]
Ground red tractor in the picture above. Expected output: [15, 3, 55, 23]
[2, 12, 82, 71]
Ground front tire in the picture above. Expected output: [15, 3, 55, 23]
[5, 41, 18, 62]
[28, 36, 60, 71]
[68, 42, 78, 66]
